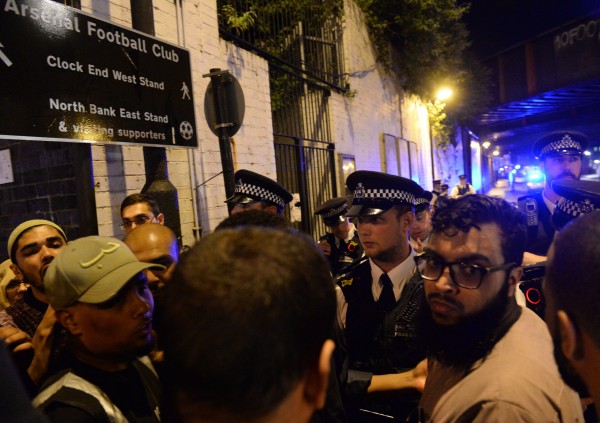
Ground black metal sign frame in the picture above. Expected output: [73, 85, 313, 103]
[0, 0, 197, 148]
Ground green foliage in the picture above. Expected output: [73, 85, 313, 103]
[220, 4, 257, 33]
[355, 0, 491, 146]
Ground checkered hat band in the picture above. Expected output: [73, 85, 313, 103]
[540, 135, 582, 156]
[358, 188, 415, 204]
[415, 197, 429, 205]
[323, 204, 347, 218]
[236, 182, 285, 207]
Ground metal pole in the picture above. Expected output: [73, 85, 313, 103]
[203, 68, 237, 205]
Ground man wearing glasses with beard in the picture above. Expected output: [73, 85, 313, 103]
[518, 131, 588, 258]
[416, 195, 583, 422]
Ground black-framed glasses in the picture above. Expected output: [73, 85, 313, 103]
[120, 215, 154, 230]
[414, 252, 515, 290]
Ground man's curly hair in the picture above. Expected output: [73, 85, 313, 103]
[431, 195, 527, 266]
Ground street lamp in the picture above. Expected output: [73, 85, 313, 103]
[436, 87, 453, 102]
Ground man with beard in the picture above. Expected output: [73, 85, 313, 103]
[0, 220, 68, 388]
[33, 236, 163, 421]
[518, 131, 588, 257]
[545, 211, 600, 417]
[417, 194, 583, 422]
[336, 171, 426, 421]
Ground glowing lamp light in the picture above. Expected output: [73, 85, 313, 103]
[515, 164, 521, 170]
[492, 150, 500, 156]
[436, 88, 453, 101]
[594, 159, 600, 164]
[584, 151, 592, 156]
[482, 141, 491, 149]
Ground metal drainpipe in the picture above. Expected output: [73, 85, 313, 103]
[175, 0, 202, 241]
[130, 0, 183, 246]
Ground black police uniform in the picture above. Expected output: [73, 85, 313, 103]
[519, 131, 589, 256]
[320, 232, 363, 276]
[315, 197, 364, 276]
[336, 171, 426, 422]
[518, 190, 555, 256]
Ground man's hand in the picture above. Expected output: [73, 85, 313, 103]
[319, 240, 332, 256]
[0, 327, 33, 353]
[367, 359, 428, 393]
[0, 327, 35, 376]
[28, 306, 57, 385]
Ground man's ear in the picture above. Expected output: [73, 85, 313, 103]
[506, 266, 523, 297]
[156, 213, 165, 225]
[557, 310, 581, 361]
[303, 339, 335, 410]
[56, 309, 82, 336]
[9, 264, 24, 282]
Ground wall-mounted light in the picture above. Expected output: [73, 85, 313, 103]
[482, 141, 491, 149]
[584, 151, 592, 156]
[492, 150, 500, 157]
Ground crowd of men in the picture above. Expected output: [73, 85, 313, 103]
[0, 130, 599, 422]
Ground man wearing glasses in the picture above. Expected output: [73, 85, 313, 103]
[120, 193, 165, 233]
[416, 195, 583, 422]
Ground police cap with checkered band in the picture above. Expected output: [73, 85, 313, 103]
[533, 131, 588, 160]
[315, 197, 350, 226]
[415, 190, 433, 213]
[345, 171, 423, 217]
[551, 180, 600, 230]
[225, 169, 293, 209]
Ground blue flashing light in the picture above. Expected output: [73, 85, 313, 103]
[528, 172, 543, 182]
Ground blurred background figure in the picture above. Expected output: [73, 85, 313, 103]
[450, 175, 476, 198]
[315, 197, 363, 276]
[410, 190, 434, 253]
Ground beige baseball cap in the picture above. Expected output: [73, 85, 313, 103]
[44, 236, 164, 309]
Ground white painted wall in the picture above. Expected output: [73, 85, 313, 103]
[82, 0, 434, 244]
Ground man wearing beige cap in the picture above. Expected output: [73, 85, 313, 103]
[33, 236, 163, 422]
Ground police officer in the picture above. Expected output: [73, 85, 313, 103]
[410, 190, 434, 253]
[315, 197, 364, 276]
[518, 131, 588, 256]
[225, 169, 293, 215]
[450, 175, 476, 198]
[336, 171, 426, 421]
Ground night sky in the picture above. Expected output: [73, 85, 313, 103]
[464, 0, 600, 59]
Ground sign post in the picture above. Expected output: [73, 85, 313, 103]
[0, 0, 197, 148]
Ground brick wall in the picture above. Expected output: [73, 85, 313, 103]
[0, 141, 84, 259]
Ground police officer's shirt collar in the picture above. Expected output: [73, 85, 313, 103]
[542, 190, 557, 214]
[370, 248, 417, 303]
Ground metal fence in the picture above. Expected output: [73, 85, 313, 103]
[275, 136, 337, 238]
[217, 0, 346, 90]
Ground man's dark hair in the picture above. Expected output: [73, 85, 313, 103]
[161, 227, 336, 421]
[215, 209, 289, 231]
[545, 211, 600, 349]
[120, 193, 161, 216]
[431, 194, 527, 266]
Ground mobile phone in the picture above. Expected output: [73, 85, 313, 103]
[518, 198, 538, 226]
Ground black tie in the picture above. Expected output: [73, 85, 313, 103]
[378, 273, 396, 312]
